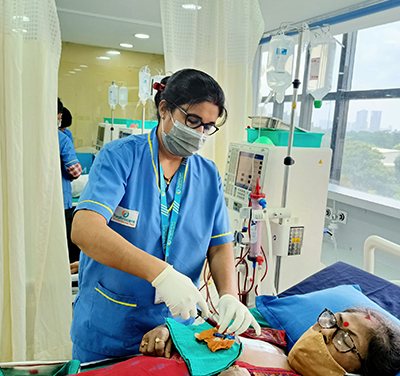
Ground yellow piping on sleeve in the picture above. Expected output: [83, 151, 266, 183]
[95, 288, 137, 307]
[78, 200, 114, 216]
[211, 231, 232, 239]
[65, 159, 79, 166]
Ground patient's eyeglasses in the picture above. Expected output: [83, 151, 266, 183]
[318, 309, 364, 364]
[175, 105, 219, 136]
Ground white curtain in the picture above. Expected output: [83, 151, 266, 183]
[0, 0, 72, 361]
[160, 0, 264, 172]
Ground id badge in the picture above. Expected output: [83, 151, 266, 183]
[154, 290, 165, 305]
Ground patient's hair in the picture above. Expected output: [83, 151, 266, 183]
[345, 308, 400, 376]
[62, 107, 73, 128]
[58, 97, 63, 115]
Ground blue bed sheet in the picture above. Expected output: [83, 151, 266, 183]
[278, 261, 400, 320]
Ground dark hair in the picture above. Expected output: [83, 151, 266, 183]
[154, 68, 227, 125]
[62, 107, 73, 128]
[345, 308, 400, 376]
[58, 97, 63, 115]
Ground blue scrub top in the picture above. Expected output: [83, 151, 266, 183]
[58, 130, 79, 209]
[63, 128, 73, 143]
[71, 127, 233, 358]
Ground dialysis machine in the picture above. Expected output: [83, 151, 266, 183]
[224, 142, 332, 298]
[95, 123, 152, 151]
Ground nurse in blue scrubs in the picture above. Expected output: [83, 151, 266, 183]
[59, 107, 74, 142]
[70, 68, 261, 362]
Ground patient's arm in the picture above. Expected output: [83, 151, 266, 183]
[237, 337, 291, 370]
[219, 365, 250, 375]
[140, 325, 292, 372]
[139, 325, 173, 358]
[218, 339, 291, 375]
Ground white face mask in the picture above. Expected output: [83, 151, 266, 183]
[57, 119, 62, 128]
[161, 112, 207, 158]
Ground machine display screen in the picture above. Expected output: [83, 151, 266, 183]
[235, 152, 264, 190]
[97, 125, 105, 143]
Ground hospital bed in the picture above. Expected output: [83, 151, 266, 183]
[12, 253, 398, 375]
[279, 261, 400, 320]
[278, 235, 400, 320]
[73, 235, 400, 376]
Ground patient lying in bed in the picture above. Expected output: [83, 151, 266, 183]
[139, 307, 400, 376]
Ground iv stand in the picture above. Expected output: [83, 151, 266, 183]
[110, 108, 115, 139]
[110, 81, 116, 139]
[142, 103, 145, 135]
[274, 27, 306, 293]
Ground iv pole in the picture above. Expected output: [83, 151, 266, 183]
[142, 103, 145, 135]
[274, 26, 306, 293]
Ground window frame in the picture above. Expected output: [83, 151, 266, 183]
[253, 25, 400, 208]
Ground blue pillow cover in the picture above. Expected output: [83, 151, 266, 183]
[256, 284, 400, 351]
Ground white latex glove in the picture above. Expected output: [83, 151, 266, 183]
[217, 294, 261, 336]
[151, 264, 209, 320]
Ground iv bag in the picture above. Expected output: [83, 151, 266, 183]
[138, 66, 151, 104]
[266, 34, 295, 103]
[307, 36, 337, 108]
[108, 82, 118, 110]
[119, 86, 128, 110]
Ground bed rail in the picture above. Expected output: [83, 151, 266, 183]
[364, 235, 400, 286]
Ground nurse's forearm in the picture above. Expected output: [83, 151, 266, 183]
[71, 209, 167, 282]
[207, 243, 237, 298]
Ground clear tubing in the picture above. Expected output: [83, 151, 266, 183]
[264, 209, 277, 295]
[249, 199, 262, 259]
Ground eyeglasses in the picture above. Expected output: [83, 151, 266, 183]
[175, 105, 219, 136]
[318, 309, 364, 365]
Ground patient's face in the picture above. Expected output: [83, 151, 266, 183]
[311, 311, 370, 373]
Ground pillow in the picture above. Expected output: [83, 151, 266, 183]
[256, 284, 400, 350]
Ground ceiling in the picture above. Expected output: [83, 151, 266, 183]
[55, 0, 389, 55]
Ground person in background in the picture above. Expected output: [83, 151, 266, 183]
[59, 107, 74, 143]
[70, 68, 261, 363]
[57, 98, 82, 266]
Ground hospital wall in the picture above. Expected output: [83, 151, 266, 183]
[321, 190, 400, 281]
[58, 42, 165, 148]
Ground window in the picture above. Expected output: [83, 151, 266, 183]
[255, 48, 274, 117]
[310, 100, 335, 148]
[255, 20, 400, 201]
[283, 101, 301, 127]
[327, 35, 343, 93]
[259, 49, 270, 98]
[352, 22, 400, 90]
[342, 99, 400, 199]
